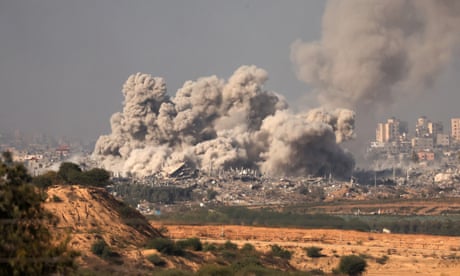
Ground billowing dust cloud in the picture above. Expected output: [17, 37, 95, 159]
[93, 66, 355, 178]
[291, 0, 460, 114]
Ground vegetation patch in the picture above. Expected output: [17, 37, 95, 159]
[338, 255, 367, 276]
[305, 246, 325, 258]
[176, 237, 203, 251]
[270, 244, 292, 260]
[145, 237, 184, 256]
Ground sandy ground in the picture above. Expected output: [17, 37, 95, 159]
[152, 223, 460, 276]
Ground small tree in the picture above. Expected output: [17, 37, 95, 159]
[338, 255, 367, 276]
[0, 152, 75, 275]
[58, 162, 82, 184]
[82, 168, 111, 187]
[32, 171, 60, 189]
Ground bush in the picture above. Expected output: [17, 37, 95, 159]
[32, 171, 59, 188]
[222, 240, 238, 250]
[91, 240, 107, 256]
[231, 256, 262, 272]
[270, 244, 292, 260]
[147, 254, 166, 266]
[176, 237, 202, 251]
[90, 239, 120, 262]
[203, 242, 218, 252]
[146, 237, 184, 256]
[240, 243, 256, 255]
[220, 250, 237, 262]
[338, 255, 367, 276]
[305, 246, 324, 258]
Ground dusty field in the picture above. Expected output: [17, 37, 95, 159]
[296, 198, 460, 216]
[152, 223, 460, 275]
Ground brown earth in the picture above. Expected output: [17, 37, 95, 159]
[45, 185, 164, 274]
[153, 223, 460, 276]
[43, 186, 460, 275]
[43, 186, 234, 274]
[291, 198, 460, 216]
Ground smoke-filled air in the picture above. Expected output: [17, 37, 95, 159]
[93, 66, 355, 178]
[291, 0, 460, 114]
[93, 0, 460, 178]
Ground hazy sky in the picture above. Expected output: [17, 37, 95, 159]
[1, 0, 459, 143]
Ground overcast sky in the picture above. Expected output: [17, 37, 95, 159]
[1, 0, 459, 143]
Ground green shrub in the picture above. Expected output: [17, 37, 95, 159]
[305, 246, 324, 258]
[147, 254, 166, 266]
[338, 255, 367, 276]
[176, 237, 202, 251]
[222, 240, 238, 250]
[203, 242, 218, 252]
[270, 244, 292, 260]
[240, 243, 256, 255]
[146, 237, 184, 256]
[220, 250, 237, 262]
[231, 256, 262, 272]
[91, 240, 110, 257]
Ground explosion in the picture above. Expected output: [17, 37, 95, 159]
[93, 66, 355, 178]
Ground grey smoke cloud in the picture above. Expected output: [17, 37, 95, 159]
[93, 66, 355, 178]
[291, 0, 460, 114]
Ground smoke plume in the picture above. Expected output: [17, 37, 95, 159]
[291, 0, 460, 114]
[93, 66, 355, 178]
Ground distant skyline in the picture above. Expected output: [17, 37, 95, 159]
[1, 0, 459, 143]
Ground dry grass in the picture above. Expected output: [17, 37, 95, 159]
[154, 223, 460, 276]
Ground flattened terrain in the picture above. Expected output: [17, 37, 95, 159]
[154, 223, 460, 276]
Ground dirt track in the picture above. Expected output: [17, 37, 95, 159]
[152, 223, 460, 275]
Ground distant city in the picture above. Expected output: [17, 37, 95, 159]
[3, 115, 460, 208]
[367, 116, 460, 167]
[2, 115, 460, 176]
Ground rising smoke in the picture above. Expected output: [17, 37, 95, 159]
[291, 0, 460, 117]
[93, 66, 355, 178]
[94, 0, 459, 177]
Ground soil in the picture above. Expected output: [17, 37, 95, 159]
[153, 223, 460, 276]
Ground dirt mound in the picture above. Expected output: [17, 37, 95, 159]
[45, 185, 162, 273]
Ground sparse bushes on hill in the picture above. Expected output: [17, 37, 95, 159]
[57, 162, 111, 187]
[0, 152, 76, 275]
